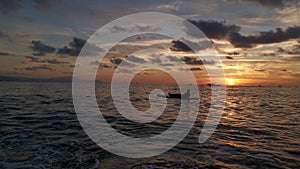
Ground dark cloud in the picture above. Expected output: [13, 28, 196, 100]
[277, 47, 285, 52]
[190, 67, 202, 71]
[30, 40, 55, 56]
[100, 64, 112, 68]
[110, 57, 134, 67]
[25, 66, 54, 71]
[276, 44, 300, 54]
[188, 19, 300, 48]
[226, 56, 234, 59]
[225, 0, 298, 9]
[188, 20, 240, 40]
[170, 39, 211, 52]
[57, 37, 86, 56]
[46, 59, 68, 64]
[57, 37, 101, 56]
[126, 55, 146, 63]
[243, 0, 292, 9]
[110, 57, 123, 65]
[170, 40, 192, 52]
[57, 46, 77, 56]
[24, 56, 68, 65]
[255, 69, 267, 72]
[0, 0, 22, 14]
[24, 56, 43, 62]
[229, 27, 300, 48]
[182, 56, 215, 65]
[262, 53, 276, 56]
[227, 52, 240, 55]
[90, 60, 112, 69]
[182, 56, 202, 65]
[0, 52, 12, 56]
[32, 52, 46, 56]
[0, 31, 8, 38]
[70, 37, 86, 49]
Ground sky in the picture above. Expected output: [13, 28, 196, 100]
[0, 0, 299, 86]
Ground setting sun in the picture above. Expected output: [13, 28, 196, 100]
[227, 78, 235, 86]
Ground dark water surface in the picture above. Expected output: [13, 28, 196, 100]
[0, 82, 299, 168]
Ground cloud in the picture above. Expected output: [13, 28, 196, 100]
[167, 55, 182, 62]
[109, 57, 135, 67]
[276, 44, 300, 55]
[255, 69, 267, 72]
[24, 56, 43, 62]
[110, 57, 123, 65]
[159, 63, 176, 67]
[33, 0, 54, 10]
[100, 64, 112, 68]
[149, 56, 162, 63]
[30, 40, 55, 56]
[57, 46, 78, 56]
[243, 0, 292, 9]
[116, 68, 133, 74]
[90, 60, 112, 68]
[57, 37, 85, 56]
[170, 40, 192, 52]
[262, 53, 276, 57]
[277, 47, 285, 53]
[110, 25, 161, 33]
[46, 59, 68, 64]
[182, 56, 215, 65]
[0, 0, 22, 14]
[227, 52, 240, 55]
[32, 52, 46, 56]
[25, 66, 54, 71]
[282, 56, 300, 61]
[188, 19, 300, 48]
[126, 55, 146, 63]
[0, 52, 13, 56]
[70, 37, 86, 49]
[190, 67, 202, 71]
[0, 31, 8, 38]
[57, 37, 101, 56]
[90, 60, 100, 66]
[224, 0, 298, 9]
[170, 39, 211, 52]
[188, 20, 241, 40]
[229, 26, 300, 48]
[24, 56, 67, 65]
[226, 56, 234, 59]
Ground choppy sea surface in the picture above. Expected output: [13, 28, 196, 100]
[0, 82, 299, 168]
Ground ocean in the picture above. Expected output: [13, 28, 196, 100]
[0, 82, 299, 168]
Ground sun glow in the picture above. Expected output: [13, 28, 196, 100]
[227, 78, 235, 86]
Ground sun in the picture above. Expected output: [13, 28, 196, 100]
[227, 78, 235, 86]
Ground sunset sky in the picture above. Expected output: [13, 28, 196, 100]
[0, 0, 299, 86]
